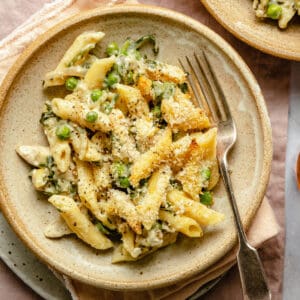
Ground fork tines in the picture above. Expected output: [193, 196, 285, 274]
[179, 52, 232, 124]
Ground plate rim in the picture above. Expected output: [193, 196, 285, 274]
[0, 4, 273, 290]
[0, 212, 71, 300]
[200, 0, 300, 61]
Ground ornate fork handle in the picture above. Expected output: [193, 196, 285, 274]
[220, 158, 271, 300]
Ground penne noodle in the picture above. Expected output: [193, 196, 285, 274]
[145, 62, 186, 84]
[44, 125, 71, 173]
[48, 195, 113, 250]
[115, 84, 150, 119]
[167, 189, 224, 226]
[70, 125, 102, 162]
[130, 127, 172, 187]
[44, 31, 105, 88]
[92, 163, 112, 190]
[76, 158, 114, 229]
[84, 57, 115, 89]
[109, 109, 139, 162]
[52, 98, 111, 132]
[161, 89, 211, 132]
[176, 128, 218, 199]
[159, 210, 203, 238]
[108, 189, 142, 234]
[137, 165, 171, 230]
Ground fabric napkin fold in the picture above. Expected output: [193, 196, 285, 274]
[0, 0, 280, 299]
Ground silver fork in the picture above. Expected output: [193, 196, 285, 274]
[179, 53, 271, 300]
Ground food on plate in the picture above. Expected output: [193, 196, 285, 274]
[253, 0, 300, 28]
[17, 31, 224, 262]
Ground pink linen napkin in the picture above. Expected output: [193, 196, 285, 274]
[0, 1, 280, 299]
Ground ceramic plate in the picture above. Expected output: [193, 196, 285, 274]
[0, 210, 221, 298]
[0, 212, 71, 300]
[201, 0, 300, 61]
[0, 5, 272, 290]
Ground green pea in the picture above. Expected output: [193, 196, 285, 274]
[105, 71, 120, 87]
[85, 111, 98, 123]
[200, 191, 213, 206]
[118, 177, 130, 188]
[201, 168, 211, 181]
[65, 77, 78, 91]
[56, 124, 71, 140]
[106, 42, 119, 56]
[267, 3, 282, 20]
[91, 89, 102, 102]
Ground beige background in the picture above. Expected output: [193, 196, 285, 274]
[0, 0, 288, 299]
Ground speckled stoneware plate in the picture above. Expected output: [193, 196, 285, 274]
[0, 5, 272, 290]
[200, 0, 300, 61]
[0, 212, 71, 300]
[0, 207, 222, 299]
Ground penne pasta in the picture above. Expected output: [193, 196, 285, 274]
[48, 195, 113, 250]
[130, 127, 172, 187]
[159, 210, 203, 238]
[170, 135, 192, 171]
[108, 189, 142, 234]
[145, 62, 186, 84]
[111, 245, 136, 263]
[92, 163, 112, 190]
[134, 118, 158, 153]
[44, 31, 105, 88]
[115, 84, 150, 119]
[19, 32, 223, 262]
[118, 223, 142, 259]
[84, 57, 115, 89]
[43, 124, 71, 173]
[112, 231, 178, 263]
[52, 98, 111, 132]
[137, 165, 171, 230]
[136, 75, 153, 101]
[76, 158, 114, 229]
[167, 189, 224, 226]
[176, 128, 218, 199]
[109, 109, 139, 162]
[70, 125, 101, 162]
[161, 89, 211, 132]
[31, 168, 49, 190]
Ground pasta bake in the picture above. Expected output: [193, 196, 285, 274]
[17, 31, 224, 262]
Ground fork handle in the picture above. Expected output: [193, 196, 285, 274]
[238, 241, 271, 300]
[219, 159, 271, 300]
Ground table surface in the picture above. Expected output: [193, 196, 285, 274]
[0, 1, 292, 299]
